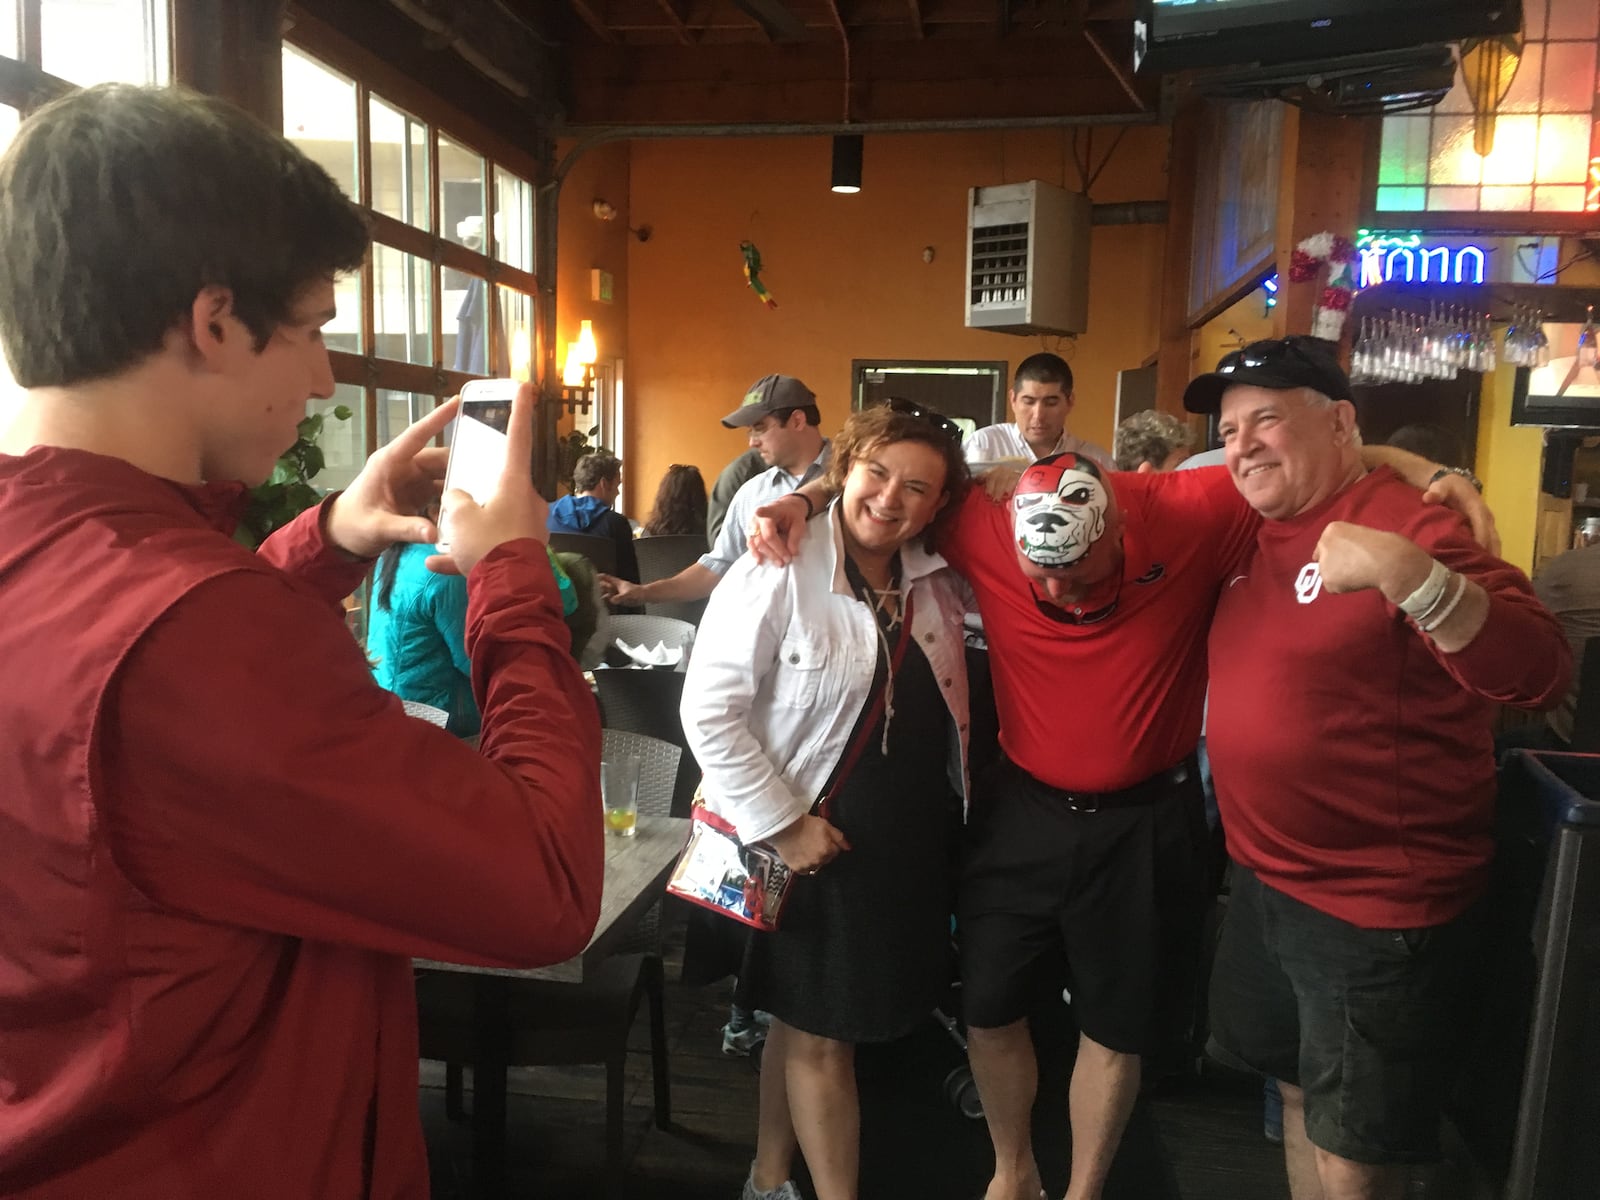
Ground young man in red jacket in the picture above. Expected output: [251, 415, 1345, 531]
[0, 85, 604, 1198]
[1186, 337, 1570, 1200]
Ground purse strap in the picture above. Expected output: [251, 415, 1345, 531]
[816, 592, 915, 819]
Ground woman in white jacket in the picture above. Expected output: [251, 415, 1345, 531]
[682, 401, 972, 1200]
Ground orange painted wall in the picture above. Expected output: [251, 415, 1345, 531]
[613, 126, 1171, 508]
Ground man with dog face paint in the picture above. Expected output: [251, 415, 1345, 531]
[1013, 455, 1109, 568]
[749, 433, 1493, 1200]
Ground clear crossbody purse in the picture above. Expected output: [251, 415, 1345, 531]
[666, 597, 913, 931]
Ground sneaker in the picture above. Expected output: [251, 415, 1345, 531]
[741, 1171, 801, 1200]
[722, 1020, 768, 1056]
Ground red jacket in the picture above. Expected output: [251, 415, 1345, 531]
[0, 447, 604, 1197]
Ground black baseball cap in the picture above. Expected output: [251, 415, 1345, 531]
[1182, 336, 1352, 415]
[721, 374, 817, 428]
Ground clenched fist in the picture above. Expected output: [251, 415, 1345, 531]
[1313, 521, 1434, 603]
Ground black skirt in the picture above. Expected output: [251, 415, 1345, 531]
[747, 623, 960, 1044]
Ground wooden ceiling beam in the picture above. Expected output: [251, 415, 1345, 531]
[730, 0, 811, 42]
[568, 0, 617, 44]
[563, 33, 1156, 124]
[653, 0, 695, 44]
[906, 0, 924, 38]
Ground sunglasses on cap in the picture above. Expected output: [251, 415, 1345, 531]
[883, 397, 964, 445]
[1218, 336, 1333, 376]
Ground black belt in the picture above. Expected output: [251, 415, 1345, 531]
[1049, 758, 1194, 814]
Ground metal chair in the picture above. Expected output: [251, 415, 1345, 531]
[547, 530, 618, 576]
[594, 669, 699, 817]
[417, 730, 681, 1200]
[606, 614, 696, 671]
[633, 535, 710, 624]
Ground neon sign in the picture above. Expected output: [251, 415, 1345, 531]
[1356, 232, 1487, 288]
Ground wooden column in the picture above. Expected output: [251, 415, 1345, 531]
[1154, 96, 1203, 415]
[1272, 107, 1376, 341]
[171, 0, 288, 126]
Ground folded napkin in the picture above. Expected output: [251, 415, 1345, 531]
[615, 638, 683, 668]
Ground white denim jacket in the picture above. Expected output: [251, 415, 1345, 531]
[680, 503, 971, 845]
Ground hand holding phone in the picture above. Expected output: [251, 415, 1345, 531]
[432, 380, 548, 574]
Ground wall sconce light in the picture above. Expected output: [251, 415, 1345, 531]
[831, 134, 863, 194]
[560, 319, 600, 412]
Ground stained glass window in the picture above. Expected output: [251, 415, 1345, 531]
[1376, 0, 1599, 214]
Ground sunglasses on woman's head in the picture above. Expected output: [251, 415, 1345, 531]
[883, 397, 964, 445]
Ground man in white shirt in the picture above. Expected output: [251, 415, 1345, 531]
[602, 374, 830, 607]
[964, 352, 1113, 472]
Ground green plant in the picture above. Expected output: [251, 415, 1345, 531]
[557, 423, 614, 492]
[236, 404, 353, 547]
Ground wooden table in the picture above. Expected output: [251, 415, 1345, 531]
[414, 815, 690, 1192]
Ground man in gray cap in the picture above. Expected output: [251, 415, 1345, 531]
[603, 374, 830, 607]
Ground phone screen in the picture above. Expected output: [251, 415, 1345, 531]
[443, 393, 514, 507]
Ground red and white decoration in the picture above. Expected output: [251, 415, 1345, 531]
[1288, 231, 1358, 342]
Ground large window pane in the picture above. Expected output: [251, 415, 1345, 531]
[283, 46, 358, 199]
[1, 1, 17, 59]
[328, 268, 363, 356]
[376, 389, 437, 447]
[447, 271, 506, 376]
[498, 285, 535, 382]
[438, 134, 485, 251]
[309, 384, 366, 493]
[373, 244, 432, 365]
[492, 167, 534, 272]
[40, 0, 169, 85]
[370, 96, 429, 230]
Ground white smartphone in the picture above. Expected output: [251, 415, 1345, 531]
[439, 379, 518, 550]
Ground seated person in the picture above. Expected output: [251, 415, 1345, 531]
[549, 451, 640, 583]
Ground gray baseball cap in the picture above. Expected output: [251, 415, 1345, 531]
[721, 374, 817, 428]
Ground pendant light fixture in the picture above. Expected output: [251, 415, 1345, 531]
[830, 133, 863, 194]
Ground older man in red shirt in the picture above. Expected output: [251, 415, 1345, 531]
[0, 86, 603, 1197]
[1187, 337, 1569, 1200]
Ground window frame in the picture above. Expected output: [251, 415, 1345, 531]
[282, 24, 544, 458]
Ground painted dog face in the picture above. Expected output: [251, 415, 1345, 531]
[1012, 453, 1109, 568]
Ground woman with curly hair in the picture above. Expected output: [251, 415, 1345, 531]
[642, 463, 709, 541]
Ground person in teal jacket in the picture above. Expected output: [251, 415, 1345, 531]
[368, 541, 479, 737]
[369, 539, 590, 738]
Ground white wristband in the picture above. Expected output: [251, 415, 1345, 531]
[1397, 558, 1450, 619]
[1420, 573, 1468, 633]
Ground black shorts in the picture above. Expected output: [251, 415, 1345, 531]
[956, 756, 1208, 1054]
[1207, 868, 1484, 1165]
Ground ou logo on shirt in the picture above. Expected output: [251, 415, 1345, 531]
[1295, 562, 1323, 605]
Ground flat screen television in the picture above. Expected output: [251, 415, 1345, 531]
[1511, 323, 1600, 428]
[1134, 0, 1523, 73]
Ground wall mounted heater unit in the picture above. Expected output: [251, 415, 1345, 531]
[965, 180, 1090, 337]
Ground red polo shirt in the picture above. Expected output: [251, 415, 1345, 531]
[944, 467, 1258, 793]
